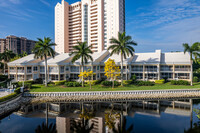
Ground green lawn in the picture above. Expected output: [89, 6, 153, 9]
[30, 82, 200, 92]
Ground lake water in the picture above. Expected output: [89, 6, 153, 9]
[0, 99, 200, 133]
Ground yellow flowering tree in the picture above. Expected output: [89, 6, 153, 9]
[79, 70, 95, 89]
[104, 58, 120, 89]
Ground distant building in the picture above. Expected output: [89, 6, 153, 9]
[7, 50, 192, 82]
[0, 35, 36, 55]
[55, 0, 125, 53]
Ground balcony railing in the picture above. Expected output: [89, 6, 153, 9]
[175, 68, 191, 71]
[17, 70, 24, 73]
[145, 69, 158, 72]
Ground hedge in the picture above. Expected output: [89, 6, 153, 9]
[171, 80, 190, 85]
[155, 79, 165, 84]
[0, 87, 21, 103]
[101, 81, 120, 87]
[134, 81, 155, 86]
[54, 80, 66, 86]
[123, 80, 132, 85]
[65, 82, 81, 87]
[85, 80, 100, 85]
[193, 76, 199, 83]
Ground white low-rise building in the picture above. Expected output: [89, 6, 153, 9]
[7, 50, 192, 82]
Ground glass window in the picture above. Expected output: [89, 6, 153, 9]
[33, 66, 38, 72]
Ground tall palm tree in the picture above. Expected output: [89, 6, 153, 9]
[32, 37, 56, 87]
[70, 42, 93, 87]
[35, 122, 57, 133]
[0, 49, 15, 75]
[183, 42, 200, 86]
[108, 32, 137, 86]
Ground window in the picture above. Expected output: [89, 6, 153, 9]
[60, 66, 64, 73]
[49, 74, 59, 81]
[145, 73, 158, 80]
[161, 65, 173, 71]
[33, 74, 38, 80]
[132, 66, 143, 72]
[66, 66, 69, 71]
[40, 66, 45, 72]
[27, 67, 32, 73]
[145, 66, 157, 72]
[49, 66, 58, 73]
[175, 66, 191, 71]
[33, 66, 38, 72]
[175, 73, 190, 79]
[161, 73, 173, 79]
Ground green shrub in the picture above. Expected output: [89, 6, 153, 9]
[14, 87, 21, 94]
[123, 80, 132, 85]
[24, 80, 34, 84]
[193, 76, 199, 83]
[0, 74, 8, 81]
[85, 80, 99, 85]
[101, 81, 120, 87]
[34, 78, 43, 84]
[155, 79, 165, 84]
[0, 87, 21, 103]
[134, 81, 155, 86]
[65, 82, 81, 87]
[17, 82, 32, 89]
[171, 80, 190, 85]
[54, 80, 66, 86]
[131, 74, 137, 82]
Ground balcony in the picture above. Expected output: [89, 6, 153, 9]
[27, 69, 32, 73]
[175, 68, 191, 71]
[17, 70, 24, 73]
[145, 69, 158, 72]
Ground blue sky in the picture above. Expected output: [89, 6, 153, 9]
[0, 0, 200, 52]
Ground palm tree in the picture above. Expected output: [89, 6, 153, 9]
[108, 32, 137, 86]
[71, 118, 94, 133]
[70, 42, 93, 87]
[35, 122, 57, 133]
[183, 42, 200, 86]
[112, 116, 134, 133]
[32, 37, 56, 87]
[0, 49, 15, 75]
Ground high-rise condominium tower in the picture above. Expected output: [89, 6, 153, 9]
[0, 35, 36, 55]
[55, 0, 125, 53]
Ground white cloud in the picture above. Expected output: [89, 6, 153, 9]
[40, 0, 50, 7]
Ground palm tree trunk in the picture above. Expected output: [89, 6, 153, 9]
[45, 56, 48, 87]
[82, 64, 84, 87]
[121, 53, 123, 86]
[3, 62, 6, 75]
[191, 60, 193, 86]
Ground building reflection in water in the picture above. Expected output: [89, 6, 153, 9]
[17, 99, 194, 133]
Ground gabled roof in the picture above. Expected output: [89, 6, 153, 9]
[7, 54, 40, 66]
[161, 52, 190, 64]
[39, 53, 71, 65]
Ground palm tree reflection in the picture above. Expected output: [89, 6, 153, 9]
[35, 122, 57, 133]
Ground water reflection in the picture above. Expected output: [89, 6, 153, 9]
[35, 122, 57, 133]
[0, 99, 199, 133]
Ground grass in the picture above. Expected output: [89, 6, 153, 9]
[30, 82, 200, 92]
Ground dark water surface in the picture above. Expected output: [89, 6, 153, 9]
[0, 99, 200, 133]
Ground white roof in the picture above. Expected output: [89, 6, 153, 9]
[132, 50, 161, 64]
[8, 54, 38, 66]
[7, 50, 191, 66]
[39, 53, 71, 65]
[161, 52, 191, 64]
